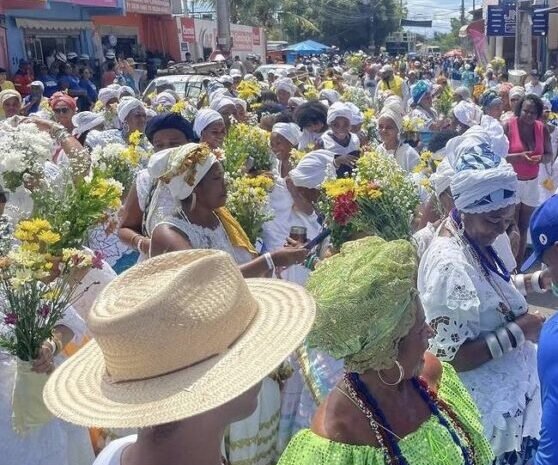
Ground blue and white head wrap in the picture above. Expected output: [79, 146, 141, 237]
[412, 80, 431, 105]
[449, 129, 519, 214]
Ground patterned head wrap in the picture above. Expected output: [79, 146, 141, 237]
[412, 80, 431, 105]
[0, 89, 21, 106]
[49, 92, 77, 111]
[509, 86, 525, 100]
[449, 132, 519, 214]
[307, 236, 418, 373]
[148, 143, 219, 200]
[479, 89, 502, 109]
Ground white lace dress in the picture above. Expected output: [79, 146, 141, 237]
[0, 307, 95, 465]
[151, 214, 280, 465]
[418, 228, 541, 457]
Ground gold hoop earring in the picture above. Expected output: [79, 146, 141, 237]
[189, 192, 197, 212]
[378, 360, 404, 386]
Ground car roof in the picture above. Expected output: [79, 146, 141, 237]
[152, 74, 209, 83]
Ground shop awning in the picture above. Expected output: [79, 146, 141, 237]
[15, 18, 92, 31]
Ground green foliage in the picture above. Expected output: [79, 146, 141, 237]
[431, 17, 465, 52]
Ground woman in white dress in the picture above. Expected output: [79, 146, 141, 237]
[146, 143, 308, 465]
[537, 98, 558, 203]
[270, 122, 302, 178]
[409, 80, 439, 130]
[377, 107, 420, 172]
[418, 135, 545, 465]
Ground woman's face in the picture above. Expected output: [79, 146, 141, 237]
[195, 162, 227, 210]
[53, 104, 75, 128]
[201, 120, 226, 149]
[296, 185, 320, 205]
[378, 116, 399, 146]
[305, 121, 325, 134]
[486, 101, 503, 120]
[396, 298, 435, 378]
[218, 104, 237, 129]
[270, 132, 294, 161]
[126, 107, 147, 133]
[463, 204, 516, 247]
[3, 97, 21, 118]
[509, 95, 522, 113]
[277, 89, 291, 105]
[519, 100, 540, 126]
[421, 92, 433, 108]
[152, 128, 190, 152]
[235, 104, 247, 122]
[330, 116, 351, 140]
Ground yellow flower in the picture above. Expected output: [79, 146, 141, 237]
[323, 179, 357, 198]
[171, 100, 187, 114]
[128, 130, 143, 147]
[420, 178, 432, 189]
[43, 289, 61, 301]
[121, 146, 141, 166]
[356, 182, 382, 199]
[243, 175, 274, 191]
[37, 230, 61, 246]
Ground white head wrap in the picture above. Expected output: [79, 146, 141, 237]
[193, 109, 224, 137]
[148, 143, 219, 200]
[218, 75, 233, 85]
[71, 111, 105, 137]
[119, 86, 135, 98]
[98, 88, 119, 105]
[117, 97, 144, 123]
[275, 78, 297, 96]
[288, 97, 306, 107]
[30, 81, 44, 92]
[229, 69, 242, 78]
[453, 101, 482, 128]
[382, 95, 404, 117]
[448, 128, 519, 214]
[209, 87, 232, 103]
[509, 86, 525, 99]
[272, 122, 302, 146]
[378, 108, 402, 132]
[429, 158, 455, 197]
[243, 74, 256, 82]
[232, 97, 247, 111]
[210, 97, 236, 112]
[319, 89, 340, 104]
[345, 102, 364, 125]
[454, 86, 471, 101]
[327, 102, 353, 125]
[153, 91, 177, 108]
[289, 150, 335, 189]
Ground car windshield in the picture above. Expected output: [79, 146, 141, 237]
[143, 78, 204, 101]
[257, 66, 294, 80]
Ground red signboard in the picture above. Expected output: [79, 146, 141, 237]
[231, 29, 253, 52]
[126, 0, 171, 15]
[181, 17, 196, 43]
[252, 27, 260, 46]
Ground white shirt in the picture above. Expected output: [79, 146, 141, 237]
[379, 142, 420, 172]
[93, 435, 137, 465]
[525, 80, 544, 97]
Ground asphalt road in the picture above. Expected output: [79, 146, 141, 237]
[528, 292, 557, 318]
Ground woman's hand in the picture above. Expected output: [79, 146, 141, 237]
[334, 154, 359, 169]
[32, 342, 55, 374]
[514, 311, 546, 343]
[507, 152, 536, 163]
[271, 245, 309, 268]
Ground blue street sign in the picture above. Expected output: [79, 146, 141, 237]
[487, 5, 517, 37]
[532, 11, 549, 36]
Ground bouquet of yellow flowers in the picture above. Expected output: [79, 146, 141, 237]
[490, 56, 506, 72]
[225, 175, 274, 244]
[304, 85, 319, 100]
[237, 80, 261, 104]
[170, 100, 198, 122]
[345, 53, 366, 74]
[320, 148, 419, 248]
[32, 171, 123, 254]
[223, 123, 271, 176]
[402, 115, 426, 134]
[434, 87, 454, 118]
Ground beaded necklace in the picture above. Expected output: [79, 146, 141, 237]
[344, 372, 476, 465]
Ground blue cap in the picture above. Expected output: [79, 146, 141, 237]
[520, 194, 558, 272]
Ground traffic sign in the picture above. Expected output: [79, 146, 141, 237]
[532, 11, 549, 36]
[487, 5, 517, 37]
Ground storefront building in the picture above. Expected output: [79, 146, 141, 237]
[92, 0, 179, 63]
[3, 0, 124, 72]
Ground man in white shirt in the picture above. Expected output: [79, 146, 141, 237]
[525, 70, 545, 97]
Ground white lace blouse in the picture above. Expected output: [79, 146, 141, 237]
[418, 226, 541, 456]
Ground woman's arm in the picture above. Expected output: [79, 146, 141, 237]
[118, 182, 150, 255]
[543, 124, 554, 164]
[32, 324, 74, 374]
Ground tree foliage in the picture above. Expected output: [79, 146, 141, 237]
[205, 0, 405, 50]
[431, 17, 464, 52]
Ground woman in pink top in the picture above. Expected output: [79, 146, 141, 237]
[504, 94, 553, 264]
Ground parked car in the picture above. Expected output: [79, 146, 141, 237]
[142, 74, 210, 102]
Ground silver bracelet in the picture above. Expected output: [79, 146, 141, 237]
[506, 321, 526, 347]
[495, 326, 514, 353]
[513, 274, 527, 296]
[484, 332, 503, 359]
[531, 270, 547, 294]
[263, 252, 275, 273]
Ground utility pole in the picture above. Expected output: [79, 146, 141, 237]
[460, 0, 466, 24]
[513, 0, 520, 69]
[216, 0, 232, 57]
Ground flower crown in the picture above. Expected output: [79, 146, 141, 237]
[159, 143, 220, 186]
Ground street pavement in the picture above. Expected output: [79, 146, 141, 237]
[528, 292, 556, 318]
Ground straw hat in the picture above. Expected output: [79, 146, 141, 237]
[44, 249, 315, 428]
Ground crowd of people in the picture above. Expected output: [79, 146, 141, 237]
[0, 48, 557, 465]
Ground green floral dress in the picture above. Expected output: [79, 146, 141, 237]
[277, 364, 493, 465]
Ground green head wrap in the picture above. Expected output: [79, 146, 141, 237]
[306, 236, 418, 373]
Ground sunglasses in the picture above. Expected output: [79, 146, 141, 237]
[53, 107, 71, 114]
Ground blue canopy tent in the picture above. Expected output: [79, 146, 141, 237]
[284, 40, 329, 64]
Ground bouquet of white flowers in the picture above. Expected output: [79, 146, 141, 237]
[0, 122, 54, 192]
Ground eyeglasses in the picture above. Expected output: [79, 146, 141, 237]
[53, 107, 71, 114]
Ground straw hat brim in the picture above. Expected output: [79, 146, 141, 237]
[43, 278, 315, 429]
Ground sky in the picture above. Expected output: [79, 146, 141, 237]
[403, 0, 478, 35]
